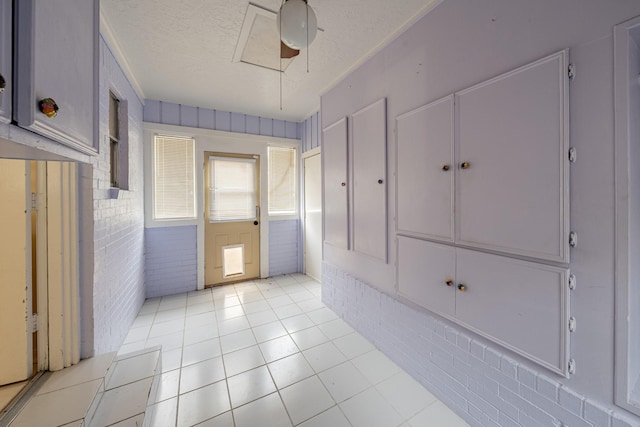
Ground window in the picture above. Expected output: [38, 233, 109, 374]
[153, 135, 196, 219]
[268, 146, 297, 215]
[209, 157, 257, 222]
[108, 91, 129, 190]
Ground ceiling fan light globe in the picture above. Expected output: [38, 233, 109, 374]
[277, 0, 317, 50]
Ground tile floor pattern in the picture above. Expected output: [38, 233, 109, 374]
[120, 274, 469, 427]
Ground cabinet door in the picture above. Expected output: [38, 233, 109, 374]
[323, 117, 349, 250]
[14, 0, 98, 154]
[0, 0, 11, 123]
[455, 249, 569, 376]
[352, 98, 387, 261]
[396, 96, 454, 241]
[397, 237, 455, 318]
[455, 50, 569, 263]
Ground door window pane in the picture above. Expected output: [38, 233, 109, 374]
[210, 157, 256, 221]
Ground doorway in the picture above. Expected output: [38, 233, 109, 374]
[303, 150, 322, 281]
[204, 152, 261, 286]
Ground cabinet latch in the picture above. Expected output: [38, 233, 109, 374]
[568, 147, 577, 163]
[568, 64, 576, 80]
[568, 274, 576, 290]
[569, 231, 577, 248]
[568, 316, 576, 332]
[568, 358, 576, 375]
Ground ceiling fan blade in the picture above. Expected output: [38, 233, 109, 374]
[280, 41, 300, 59]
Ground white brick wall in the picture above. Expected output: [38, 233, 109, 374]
[269, 220, 300, 276]
[322, 262, 640, 427]
[145, 226, 197, 298]
[90, 37, 146, 355]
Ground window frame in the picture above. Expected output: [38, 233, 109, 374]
[267, 145, 299, 219]
[108, 89, 129, 191]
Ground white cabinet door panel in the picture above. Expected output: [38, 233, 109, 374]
[15, 0, 98, 154]
[456, 50, 569, 263]
[0, 0, 11, 123]
[323, 118, 349, 250]
[352, 98, 387, 261]
[397, 237, 455, 318]
[397, 95, 454, 241]
[455, 248, 569, 376]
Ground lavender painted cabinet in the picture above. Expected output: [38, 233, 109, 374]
[456, 50, 570, 263]
[14, 0, 98, 155]
[0, 0, 10, 123]
[396, 95, 454, 242]
[322, 117, 349, 250]
[397, 236, 570, 376]
[351, 99, 387, 262]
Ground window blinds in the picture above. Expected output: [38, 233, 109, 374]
[153, 135, 196, 219]
[209, 157, 257, 222]
[268, 147, 296, 215]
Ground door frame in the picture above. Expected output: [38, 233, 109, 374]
[301, 146, 322, 280]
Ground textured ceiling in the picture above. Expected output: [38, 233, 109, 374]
[100, 0, 440, 121]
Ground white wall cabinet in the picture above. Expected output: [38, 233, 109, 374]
[323, 99, 388, 263]
[351, 99, 387, 261]
[323, 117, 349, 250]
[396, 50, 570, 263]
[14, 0, 98, 155]
[397, 236, 570, 376]
[0, 0, 11, 123]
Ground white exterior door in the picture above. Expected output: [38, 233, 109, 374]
[304, 152, 322, 281]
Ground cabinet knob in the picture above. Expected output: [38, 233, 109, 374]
[39, 98, 59, 118]
[0, 74, 5, 94]
[445, 279, 453, 287]
[457, 283, 466, 291]
[341, 182, 346, 187]
[442, 164, 450, 171]
[378, 179, 384, 184]
[460, 162, 470, 170]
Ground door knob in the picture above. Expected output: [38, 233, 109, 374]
[442, 165, 450, 171]
[445, 279, 453, 287]
[254, 220, 259, 226]
[0, 74, 5, 94]
[460, 162, 470, 170]
[457, 284, 466, 291]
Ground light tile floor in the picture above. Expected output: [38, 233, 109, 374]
[120, 274, 469, 427]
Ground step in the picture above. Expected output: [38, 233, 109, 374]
[4, 346, 161, 427]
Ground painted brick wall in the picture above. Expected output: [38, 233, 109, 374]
[144, 99, 301, 140]
[145, 226, 198, 298]
[90, 37, 146, 355]
[322, 262, 639, 427]
[300, 111, 321, 153]
[269, 220, 300, 276]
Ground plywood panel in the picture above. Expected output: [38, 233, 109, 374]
[322, 118, 349, 250]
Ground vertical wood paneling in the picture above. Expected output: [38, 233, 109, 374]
[286, 121, 298, 139]
[215, 110, 231, 131]
[143, 99, 161, 123]
[198, 107, 215, 129]
[161, 102, 180, 126]
[231, 112, 246, 133]
[246, 115, 260, 135]
[273, 119, 285, 138]
[260, 117, 273, 136]
[180, 105, 198, 128]
[311, 113, 319, 149]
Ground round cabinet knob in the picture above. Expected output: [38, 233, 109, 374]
[457, 284, 466, 291]
[442, 165, 450, 171]
[378, 179, 384, 184]
[445, 279, 453, 287]
[341, 182, 346, 187]
[0, 73, 5, 94]
[39, 98, 59, 118]
[460, 162, 470, 170]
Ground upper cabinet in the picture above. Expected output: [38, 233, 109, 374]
[322, 99, 388, 263]
[13, 0, 98, 155]
[396, 50, 570, 264]
[0, 0, 11, 123]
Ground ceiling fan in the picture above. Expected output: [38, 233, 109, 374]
[277, 0, 318, 59]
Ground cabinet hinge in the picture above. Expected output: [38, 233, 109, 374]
[568, 64, 576, 80]
[31, 193, 37, 211]
[569, 231, 577, 248]
[568, 358, 576, 375]
[568, 316, 576, 332]
[568, 147, 577, 163]
[568, 274, 577, 290]
[31, 313, 38, 333]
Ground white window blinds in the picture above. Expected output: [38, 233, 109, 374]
[268, 146, 296, 215]
[209, 157, 257, 222]
[153, 135, 196, 219]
